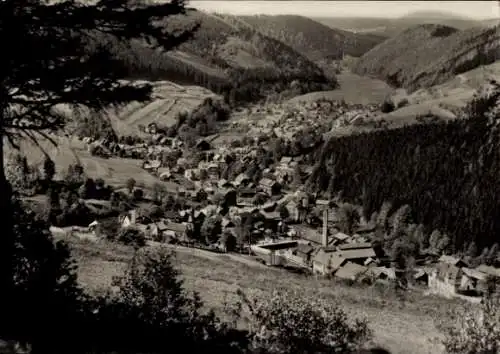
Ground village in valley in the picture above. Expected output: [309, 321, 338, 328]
[4, 0, 500, 352]
[34, 94, 500, 304]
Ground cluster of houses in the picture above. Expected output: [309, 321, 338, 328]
[250, 207, 394, 283]
[427, 255, 500, 301]
[228, 100, 381, 143]
[251, 208, 500, 300]
[77, 99, 500, 302]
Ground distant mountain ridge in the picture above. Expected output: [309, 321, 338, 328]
[218, 14, 386, 61]
[315, 11, 495, 37]
[352, 24, 500, 93]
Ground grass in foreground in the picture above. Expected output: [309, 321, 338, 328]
[66, 236, 465, 354]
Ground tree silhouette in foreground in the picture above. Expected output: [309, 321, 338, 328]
[0, 0, 198, 347]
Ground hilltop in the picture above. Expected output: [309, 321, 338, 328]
[221, 14, 386, 61]
[92, 9, 336, 105]
[352, 24, 500, 93]
[315, 11, 494, 37]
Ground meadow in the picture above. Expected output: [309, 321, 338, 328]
[62, 235, 473, 354]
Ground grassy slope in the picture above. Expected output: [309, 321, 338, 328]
[5, 136, 180, 191]
[112, 81, 219, 133]
[392, 61, 500, 111]
[314, 12, 490, 37]
[287, 72, 393, 105]
[221, 14, 386, 61]
[352, 24, 500, 93]
[61, 235, 475, 354]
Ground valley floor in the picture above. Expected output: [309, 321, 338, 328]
[63, 235, 466, 354]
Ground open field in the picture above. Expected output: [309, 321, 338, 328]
[59, 235, 476, 354]
[110, 81, 220, 135]
[288, 72, 394, 105]
[6, 137, 179, 191]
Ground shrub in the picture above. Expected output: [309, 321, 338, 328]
[117, 227, 146, 248]
[237, 290, 372, 353]
[380, 99, 395, 113]
[397, 98, 409, 108]
[442, 297, 500, 353]
[85, 248, 248, 353]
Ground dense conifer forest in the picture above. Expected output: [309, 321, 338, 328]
[88, 10, 336, 106]
[308, 84, 500, 252]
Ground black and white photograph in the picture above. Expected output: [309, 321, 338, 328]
[0, 0, 499, 353]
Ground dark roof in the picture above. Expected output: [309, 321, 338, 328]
[165, 222, 187, 233]
[196, 134, 219, 145]
[355, 225, 377, 234]
[332, 248, 376, 260]
[338, 242, 373, 250]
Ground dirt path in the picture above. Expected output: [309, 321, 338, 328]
[146, 241, 270, 270]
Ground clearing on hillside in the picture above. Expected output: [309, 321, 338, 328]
[392, 61, 500, 111]
[353, 24, 500, 93]
[287, 72, 393, 105]
[109, 81, 220, 136]
[5, 137, 179, 191]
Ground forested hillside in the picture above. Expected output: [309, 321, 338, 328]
[89, 9, 336, 105]
[220, 14, 385, 61]
[353, 24, 500, 93]
[308, 82, 500, 252]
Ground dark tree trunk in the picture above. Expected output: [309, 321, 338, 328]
[0, 104, 15, 340]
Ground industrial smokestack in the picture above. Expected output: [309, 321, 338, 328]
[322, 209, 328, 247]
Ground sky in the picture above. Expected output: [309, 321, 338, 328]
[190, 1, 500, 19]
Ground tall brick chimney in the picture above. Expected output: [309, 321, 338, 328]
[322, 209, 328, 247]
[129, 209, 137, 224]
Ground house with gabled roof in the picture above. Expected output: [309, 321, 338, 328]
[279, 156, 293, 166]
[429, 262, 464, 298]
[438, 255, 469, 268]
[476, 264, 500, 278]
[233, 173, 251, 188]
[334, 262, 369, 281]
[259, 178, 281, 196]
[312, 249, 347, 276]
[295, 243, 315, 264]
